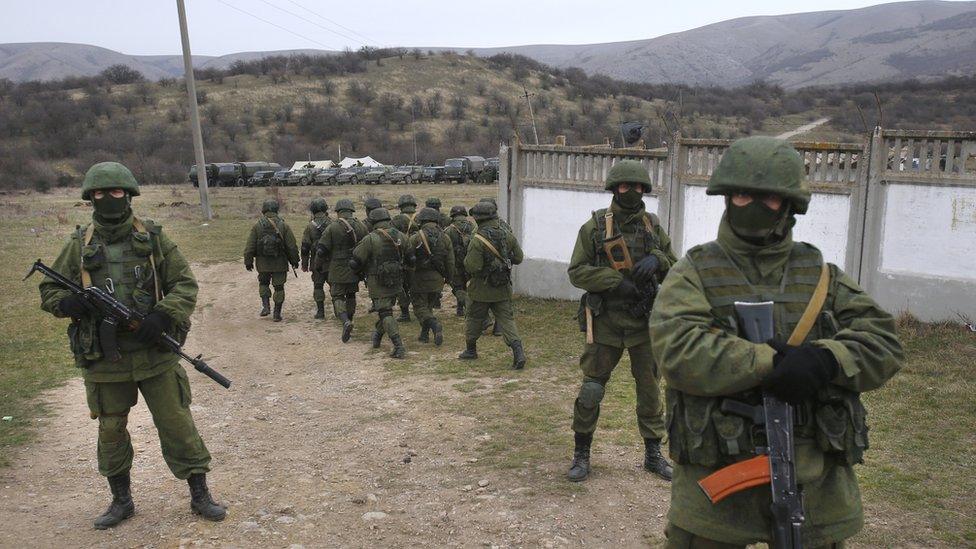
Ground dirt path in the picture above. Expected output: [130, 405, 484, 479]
[776, 117, 830, 140]
[0, 262, 670, 548]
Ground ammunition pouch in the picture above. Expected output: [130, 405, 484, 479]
[575, 293, 604, 332]
[68, 318, 102, 367]
[376, 260, 403, 288]
[484, 258, 512, 287]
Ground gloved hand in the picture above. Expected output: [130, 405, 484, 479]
[349, 258, 363, 274]
[244, 260, 253, 272]
[135, 310, 171, 344]
[632, 254, 661, 286]
[58, 294, 89, 318]
[613, 277, 641, 299]
[763, 340, 839, 404]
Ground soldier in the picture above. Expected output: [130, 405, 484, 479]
[458, 201, 526, 369]
[300, 198, 331, 319]
[351, 207, 414, 358]
[38, 162, 225, 529]
[565, 160, 676, 483]
[244, 199, 300, 322]
[363, 197, 383, 230]
[425, 197, 452, 228]
[477, 197, 512, 233]
[391, 194, 420, 321]
[409, 207, 456, 345]
[650, 137, 903, 547]
[314, 199, 368, 343]
[445, 205, 474, 317]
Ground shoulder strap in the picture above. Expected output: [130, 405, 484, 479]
[604, 212, 615, 240]
[376, 228, 402, 258]
[132, 217, 162, 301]
[267, 216, 285, 238]
[642, 212, 659, 233]
[474, 233, 503, 260]
[787, 263, 830, 345]
[418, 227, 432, 255]
[337, 218, 360, 244]
[407, 212, 418, 231]
[80, 224, 95, 288]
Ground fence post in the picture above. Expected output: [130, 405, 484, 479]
[666, 132, 687, 253]
[858, 126, 887, 290]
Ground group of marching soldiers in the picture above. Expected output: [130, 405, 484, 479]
[243, 194, 527, 368]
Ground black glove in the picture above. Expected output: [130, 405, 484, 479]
[763, 340, 839, 405]
[632, 254, 661, 286]
[613, 278, 641, 299]
[135, 310, 171, 344]
[244, 260, 253, 272]
[58, 294, 89, 318]
[349, 258, 363, 274]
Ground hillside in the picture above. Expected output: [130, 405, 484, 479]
[2, 1, 975, 87]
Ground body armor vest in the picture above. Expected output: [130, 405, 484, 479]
[331, 217, 367, 263]
[591, 209, 661, 311]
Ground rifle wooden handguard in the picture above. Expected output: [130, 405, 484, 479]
[698, 454, 771, 504]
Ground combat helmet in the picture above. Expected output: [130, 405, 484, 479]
[262, 199, 279, 213]
[309, 198, 328, 213]
[708, 136, 810, 214]
[470, 201, 497, 222]
[81, 162, 140, 200]
[368, 207, 392, 223]
[334, 198, 355, 212]
[605, 160, 652, 192]
[450, 205, 468, 218]
[397, 194, 417, 209]
[363, 197, 382, 213]
[425, 197, 442, 210]
[416, 207, 441, 224]
[478, 197, 497, 206]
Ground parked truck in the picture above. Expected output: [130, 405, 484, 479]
[444, 156, 486, 183]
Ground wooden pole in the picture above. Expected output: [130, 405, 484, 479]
[177, 0, 213, 220]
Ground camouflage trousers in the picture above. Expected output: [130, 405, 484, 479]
[464, 300, 519, 345]
[311, 270, 328, 304]
[411, 291, 440, 325]
[329, 282, 359, 318]
[257, 271, 287, 304]
[371, 296, 400, 339]
[85, 366, 211, 479]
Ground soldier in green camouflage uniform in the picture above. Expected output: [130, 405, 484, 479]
[363, 197, 383, 230]
[314, 199, 369, 343]
[409, 207, 456, 345]
[300, 198, 331, 319]
[458, 201, 526, 369]
[244, 199, 300, 321]
[566, 160, 676, 483]
[476, 197, 508, 335]
[351, 208, 414, 358]
[425, 197, 452, 228]
[445, 205, 474, 317]
[391, 195, 420, 321]
[39, 162, 225, 529]
[650, 137, 904, 548]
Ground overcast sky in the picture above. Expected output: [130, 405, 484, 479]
[4, 0, 966, 55]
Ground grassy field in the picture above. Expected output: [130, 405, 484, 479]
[1, 183, 973, 545]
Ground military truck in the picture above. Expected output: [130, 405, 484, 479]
[335, 166, 369, 185]
[480, 157, 500, 183]
[363, 166, 394, 185]
[236, 162, 281, 186]
[248, 170, 276, 186]
[390, 165, 424, 184]
[444, 156, 486, 183]
[313, 167, 342, 185]
[188, 164, 218, 187]
[271, 170, 292, 186]
[285, 168, 317, 186]
[421, 166, 445, 183]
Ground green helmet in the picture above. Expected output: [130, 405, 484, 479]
[450, 205, 468, 218]
[364, 197, 382, 212]
[262, 199, 279, 213]
[416, 207, 440, 224]
[478, 197, 497, 206]
[425, 197, 442, 210]
[708, 136, 810, 214]
[470, 201, 496, 221]
[605, 159, 651, 192]
[309, 198, 328, 213]
[368, 207, 391, 223]
[81, 162, 140, 200]
[397, 194, 417, 208]
[334, 198, 355, 212]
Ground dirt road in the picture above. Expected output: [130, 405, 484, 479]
[0, 262, 670, 547]
[776, 117, 830, 140]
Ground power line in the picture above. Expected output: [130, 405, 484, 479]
[281, 0, 378, 46]
[214, 0, 339, 50]
[255, 0, 368, 47]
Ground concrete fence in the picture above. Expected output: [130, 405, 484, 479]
[497, 128, 976, 321]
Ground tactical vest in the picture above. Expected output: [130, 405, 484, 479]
[369, 228, 404, 288]
[308, 216, 330, 243]
[475, 225, 512, 287]
[331, 217, 366, 262]
[447, 223, 471, 275]
[591, 208, 661, 311]
[416, 224, 448, 274]
[667, 240, 869, 470]
[257, 216, 285, 257]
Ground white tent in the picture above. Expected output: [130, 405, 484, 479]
[339, 156, 383, 168]
[290, 160, 335, 171]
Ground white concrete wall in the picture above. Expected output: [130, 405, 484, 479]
[679, 186, 726, 254]
[521, 186, 660, 263]
[880, 183, 976, 281]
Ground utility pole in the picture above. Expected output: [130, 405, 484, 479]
[521, 85, 540, 145]
[411, 104, 418, 164]
[176, 0, 212, 220]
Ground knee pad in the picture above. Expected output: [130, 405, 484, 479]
[577, 381, 606, 410]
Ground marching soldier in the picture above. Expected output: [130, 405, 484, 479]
[300, 198, 331, 319]
[244, 199, 300, 322]
[445, 205, 474, 317]
[425, 197, 452, 228]
[391, 195, 420, 321]
[409, 207, 456, 345]
[363, 197, 383, 230]
[314, 199, 368, 342]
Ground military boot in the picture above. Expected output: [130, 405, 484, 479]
[340, 313, 354, 343]
[456, 303, 465, 317]
[93, 473, 135, 530]
[398, 306, 411, 322]
[492, 320, 502, 337]
[314, 301, 325, 319]
[371, 331, 383, 349]
[432, 294, 442, 309]
[510, 340, 526, 370]
[642, 438, 673, 481]
[272, 302, 283, 322]
[390, 335, 406, 359]
[418, 320, 431, 343]
[259, 297, 271, 317]
[188, 473, 227, 521]
[567, 432, 592, 482]
[458, 339, 478, 359]
[432, 319, 444, 346]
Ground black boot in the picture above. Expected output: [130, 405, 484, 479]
[314, 301, 325, 319]
[456, 303, 465, 317]
[93, 473, 135, 530]
[340, 312, 353, 343]
[418, 319, 430, 343]
[390, 335, 406, 359]
[492, 321, 502, 337]
[188, 473, 227, 521]
[272, 302, 283, 322]
[458, 339, 478, 359]
[567, 432, 592, 482]
[398, 306, 411, 322]
[259, 297, 270, 317]
[371, 331, 383, 349]
[432, 294, 442, 309]
[432, 319, 444, 346]
[510, 340, 526, 370]
[643, 438, 673, 481]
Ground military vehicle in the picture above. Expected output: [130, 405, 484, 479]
[285, 168, 317, 186]
[445, 156, 486, 183]
[271, 170, 292, 185]
[313, 167, 342, 185]
[188, 164, 218, 187]
[390, 165, 424, 184]
[335, 166, 369, 185]
[421, 166, 445, 183]
[363, 166, 393, 185]
[236, 162, 281, 186]
[248, 170, 276, 186]
[481, 157, 500, 183]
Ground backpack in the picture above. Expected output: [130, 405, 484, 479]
[258, 217, 283, 257]
[476, 227, 512, 287]
[374, 229, 404, 288]
[417, 225, 448, 277]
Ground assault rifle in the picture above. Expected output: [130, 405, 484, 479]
[26, 260, 231, 389]
[697, 301, 804, 549]
[628, 275, 659, 318]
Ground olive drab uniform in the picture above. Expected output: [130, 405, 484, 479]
[408, 211, 456, 345]
[651, 137, 903, 547]
[392, 196, 420, 321]
[244, 205, 300, 321]
[300, 207, 331, 318]
[445, 211, 474, 316]
[315, 201, 368, 342]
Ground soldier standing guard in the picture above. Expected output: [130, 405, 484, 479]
[300, 198, 331, 319]
[243, 199, 300, 322]
[38, 162, 226, 529]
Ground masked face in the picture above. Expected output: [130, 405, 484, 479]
[92, 189, 130, 221]
[613, 183, 645, 209]
[726, 193, 792, 244]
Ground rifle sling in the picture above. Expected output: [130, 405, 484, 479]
[474, 233, 504, 260]
[787, 262, 830, 345]
[418, 228, 432, 256]
[337, 218, 360, 245]
[376, 228, 403, 259]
